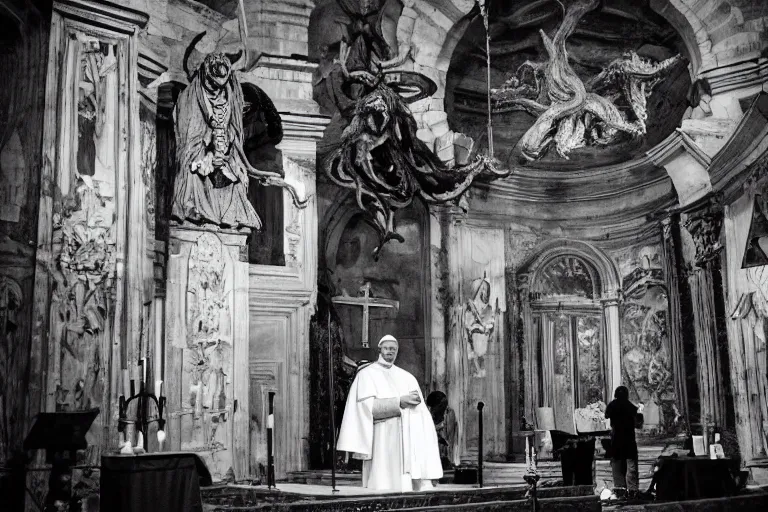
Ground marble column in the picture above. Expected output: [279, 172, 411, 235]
[661, 215, 690, 428]
[682, 205, 729, 432]
[601, 297, 622, 398]
[428, 204, 448, 393]
[519, 272, 538, 426]
[444, 204, 468, 464]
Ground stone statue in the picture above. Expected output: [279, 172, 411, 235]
[463, 273, 497, 378]
[172, 33, 306, 231]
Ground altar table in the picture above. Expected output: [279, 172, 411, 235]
[100, 452, 212, 512]
[654, 456, 737, 501]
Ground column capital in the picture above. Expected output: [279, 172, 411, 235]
[682, 203, 723, 266]
[660, 215, 675, 241]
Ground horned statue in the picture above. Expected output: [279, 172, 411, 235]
[172, 32, 306, 231]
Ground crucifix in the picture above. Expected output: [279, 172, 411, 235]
[332, 282, 399, 348]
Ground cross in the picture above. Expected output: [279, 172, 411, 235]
[332, 282, 399, 348]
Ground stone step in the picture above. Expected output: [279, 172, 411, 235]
[396, 495, 600, 512]
[202, 484, 598, 511]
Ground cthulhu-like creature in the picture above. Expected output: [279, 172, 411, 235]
[172, 32, 305, 231]
[323, 38, 507, 255]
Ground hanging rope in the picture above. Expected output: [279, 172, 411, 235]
[479, 0, 493, 158]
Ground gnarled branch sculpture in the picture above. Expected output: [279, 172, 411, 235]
[490, 0, 683, 161]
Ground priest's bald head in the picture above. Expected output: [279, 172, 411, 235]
[378, 334, 399, 364]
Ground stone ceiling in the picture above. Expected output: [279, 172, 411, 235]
[446, 0, 693, 170]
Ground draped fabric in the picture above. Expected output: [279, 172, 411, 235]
[337, 362, 442, 490]
[172, 62, 260, 229]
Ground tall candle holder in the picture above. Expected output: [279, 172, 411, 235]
[118, 379, 167, 452]
[523, 444, 540, 512]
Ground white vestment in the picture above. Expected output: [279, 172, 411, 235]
[337, 361, 443, 491]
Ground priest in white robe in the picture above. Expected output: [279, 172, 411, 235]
[337, 334, 443, 491]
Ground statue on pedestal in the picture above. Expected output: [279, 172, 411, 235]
[172, 33, 307, 231]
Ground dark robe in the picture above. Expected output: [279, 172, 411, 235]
[605, 398, 638, 460]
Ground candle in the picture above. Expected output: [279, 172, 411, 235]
[122, 369, 130, 397]
[155, 380, 163, 398]
[142, 358, 147, 384]
[525, 436, 530, 468]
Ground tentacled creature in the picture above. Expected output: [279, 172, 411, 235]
[321, 2, 508, 256]
[172, 32, 307, 231]
[490, 0, 684, 161]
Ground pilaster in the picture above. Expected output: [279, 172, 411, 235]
[681, 201, 732, 432]
[30, 0, 149, 464]
[600, 296, 622, 399]
[164, 226, 249, 481]
[242, 53, 328, 478]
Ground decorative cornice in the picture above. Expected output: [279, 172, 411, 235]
[698, 57, 768, 97]
[249, 54, 318, 76]
[278, 112, 330, 142]
[138, 46, 168, 84]
[647, 129, 712, 169]
[54, 0, 149, 32]
[709, 93, 768, 193]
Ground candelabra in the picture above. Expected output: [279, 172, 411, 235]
[523, 443, 540, 512]
[118, 378, 167, 452]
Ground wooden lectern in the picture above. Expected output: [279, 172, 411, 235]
[24, 409, 100, 511]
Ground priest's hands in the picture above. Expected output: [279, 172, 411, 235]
[400, 390, 422, 408]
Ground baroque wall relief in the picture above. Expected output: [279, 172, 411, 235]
[45, 34, 123, 461]
[614, 243, 678, 435]
[448, 226, 506, 462]
[182, 232, 233, 467]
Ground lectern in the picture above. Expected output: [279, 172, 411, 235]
[24, 409, 100, 511]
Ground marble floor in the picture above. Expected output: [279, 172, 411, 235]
[230, 482, 524, 496]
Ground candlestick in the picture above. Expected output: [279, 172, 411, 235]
[130, 379, 135, 397]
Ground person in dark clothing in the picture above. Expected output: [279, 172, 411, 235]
[605, 386, 640, 497]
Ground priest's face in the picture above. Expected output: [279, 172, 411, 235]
[379, 340, 399, 363]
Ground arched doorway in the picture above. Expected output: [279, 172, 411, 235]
[519, 240, 622, 433]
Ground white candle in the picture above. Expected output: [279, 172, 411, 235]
[142, 358, 147, 384]
[525, 436, 530, 467]
[155, 380, 163, 398]
[122, 369, 130, 396]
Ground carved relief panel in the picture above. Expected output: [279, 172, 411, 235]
[31, 1, 148, 461]
[165, 228, 249, 481]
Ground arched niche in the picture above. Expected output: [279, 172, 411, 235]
[322, 197, 431, 384]
[518, 239, 622, 433]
